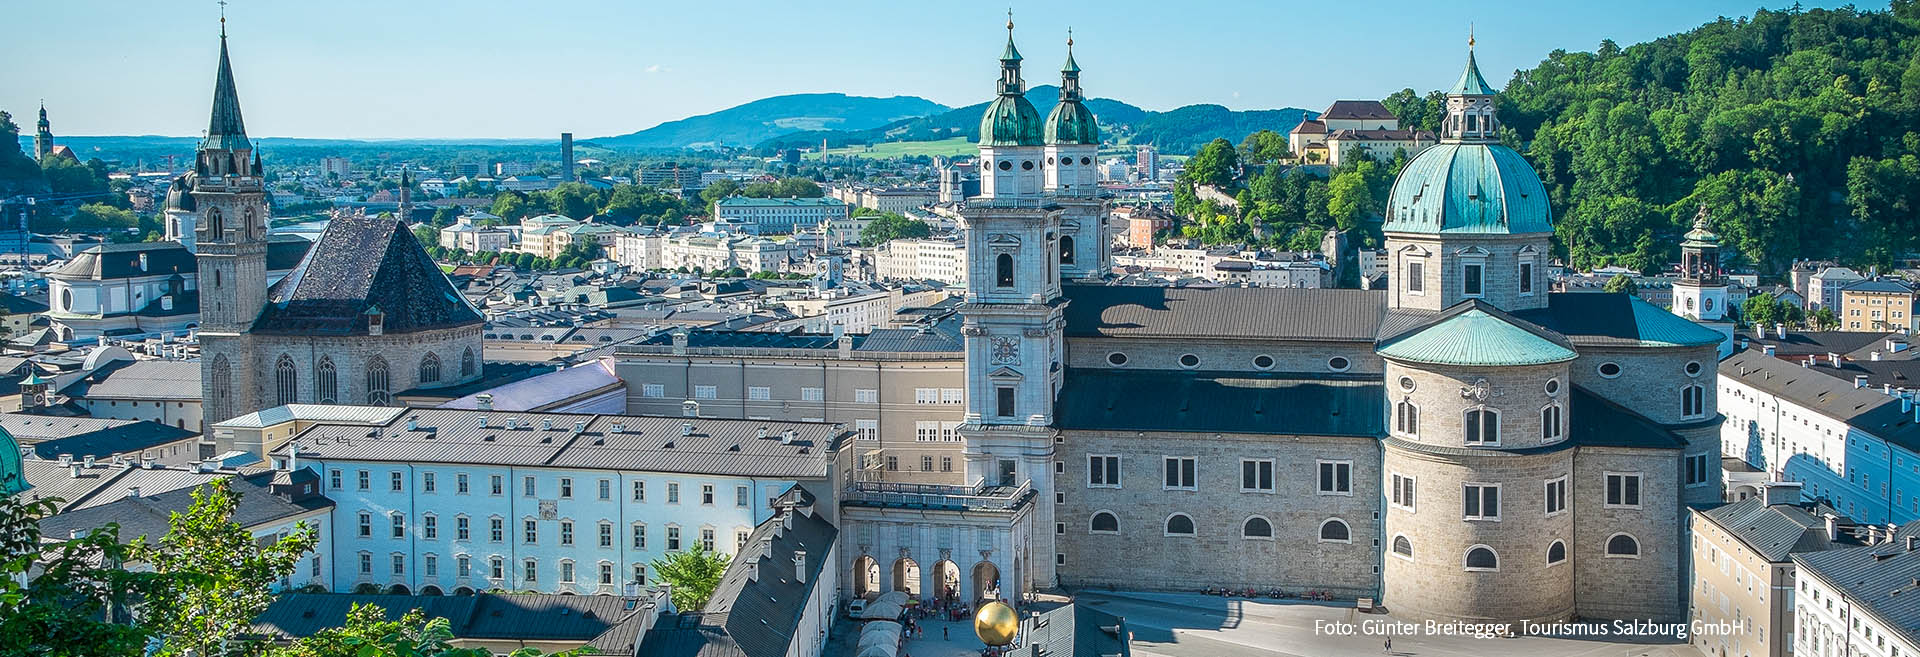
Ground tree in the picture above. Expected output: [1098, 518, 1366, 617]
[650, 543, 731, 611]
[1812, 306, 1839, 330]
[414, 225, 441, 250]
[490, 192, 531, 222]
[1603, 274, 1639, 295]
[1184, 138, 1239, 188]
[544, 183, 604, 220]
[1743, 292, 1782, 328]
[1237, 130, 1291, 165]
[0, 494, 166, 657]
[137, 479, 318, 657]
[68, 203, 139, 234]
[858, 212, 932, 246]
[698, 179, 741, 207]
[1325, 169, 1375, 232]
[268, 603, 594, 657]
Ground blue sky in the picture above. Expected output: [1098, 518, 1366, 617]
[0, 1, 1888, 140]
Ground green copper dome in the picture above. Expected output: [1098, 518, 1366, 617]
[1449, 50, 1497, 96]
[1382, 142, 1553, 235]
[1378, 308, 1576, 367]
[0, 424, 25, 497]
[981, 95, 1044, 147]
[1044, 101, 1098, 145]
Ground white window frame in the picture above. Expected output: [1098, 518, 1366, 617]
[641, 383, 665, 398]
[1544, 475, 1569, 517]
[692, 385, 718, 400]
[1682, 384, 1707, 419]
[1517, 259, 1536, 296]
[1393, 399, 1420, 438]
[914, 388, 938, 404]
[1541, 403, 1564, 444]
[1405, 258, 1426, 295]
[1163, 456, 1197, 491]
[1463, 482, 1501, 521]
[1686, 453, 1712, 488]
[854, 388, 878, 403]
[1162, 512, 1197, 537]
[1318, 517, 1353, 544]
[1240, 459, 1275, 493]
[1546, 540, 1568, 566]
[1463, 544, 1500, 572]
[854, 419, 878, 441]
[800, 387, 824, 402]
[1390, 534, 1414, 561]
[746, 386, 771, 401]
[915, 421, 940, 442]
[1605, 471, 1643, 509]
[1317, 459, 1353, 496]
[1088, 509, 1120, 535]
[1389, 472, 1416, 512]
[940, 388, 964, 404]
[1463, 406, 1501, 446]
[1088, 454, 1121, 489]
[1461, 259, 1486, 298]
[1604, 532, 1642, 559]
[1241, 515, 1275, 541]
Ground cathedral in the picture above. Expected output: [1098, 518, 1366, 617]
[915, 25, 1724, 626]
[186, 28, 484, 433]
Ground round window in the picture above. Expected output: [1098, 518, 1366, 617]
[1179, 354, 1200, 368]
[997, 160, 1012, 171]
[1252, 355, 1275, 370]
[61, 289, 72, 311]
[1328, 356, 1351, 372]
[1685, 361, 1702, 377]
[1080, 156, 1092, 165]
[1107, 352, 1128, 366]
[1545, 378, 1561, 396]
[1059, 157, 1070, 166]
[1047, 156, 1055, 165]
[1022, 161, 1035, 171]
[1598, 362, 1622, 378]
[1705, 298, 1715, 311]
[1398, 376, 1416, 392]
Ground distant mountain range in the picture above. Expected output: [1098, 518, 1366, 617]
[747, 86, 1311, 155]
[591, 93, 951, 150]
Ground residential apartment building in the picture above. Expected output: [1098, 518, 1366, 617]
[1792, 529, 1920, 657]
[282, 407, 842, 596]
[713, 197, 848, 235]
[440, 216, 513, 253]
[1114, 205, 1174, 250]
[1808, 266, 1865, 311]
[1290, 100, 1437, 166]
[1690, 483, 1862, 657]
[615, 228, 665, 271]
[615, 318, 967, 486]
[875, 238, 966, 285]
[518, 214, 579, 259]
[636, 165, 701, 189]
[658, 234, 797, 274]
[778, 288, 947, 335]
[1718, 349, 1920, 525]
[1840, 279, 1918, 332]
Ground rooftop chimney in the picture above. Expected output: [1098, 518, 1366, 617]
[1778, 323, 1788, 339]
[1830, 352, 1841, 367]
[612, 423, 625, 434]
[1764, 345, 1777, 356]
[757, 427, 769, 439]
[478, 415, 489, 428]
[781, 430, 795, 445]
[681, 422, 693, 437]
[1873, 351, 1883, 361]
[574, 420, 586, 432]
[407, 416, 418, 431]
[1826, 514, 1840, 542]
[57, 454, 71, 467]
[793, 550, 807, 584]
[68, 464, 81, 478]
[542, 418, 554, 431]
[1858, 375, 1870, 389]
[1908, 535, 1918, 552]
[1763, 481, 1803, 506]
[82, 455, 95, 468]
[127, 486, 140, 498]
[476, 393, 494, 411]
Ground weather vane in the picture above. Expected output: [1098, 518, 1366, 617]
[1067, 27, 1073, 47]
[219, 0, 228, 35]
[1006, 8, 1014, 31]
[1469, 23, 1476, 49]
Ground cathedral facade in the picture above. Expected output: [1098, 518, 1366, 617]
[187, 30, 484, 435]
[929, 28, 1723, 626]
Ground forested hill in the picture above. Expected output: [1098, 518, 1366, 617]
[1492, 3, 1920, 274]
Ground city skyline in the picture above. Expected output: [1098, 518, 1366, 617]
[1, 0, 1885, 140]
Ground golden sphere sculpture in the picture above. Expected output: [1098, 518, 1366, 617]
[974, 600, 1019, 647]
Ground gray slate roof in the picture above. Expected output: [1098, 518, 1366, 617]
[1795, 540, 1920, 649]
[1012, 602, 1132, 657]
[254, 213, 481, 335]
[252, 591, 665, 652]
[38, 469, 329, 543]
[1056, 368, 1383, 437]
[46, 236, 309, 281]
[286, 408, 840, 480]
[1701, 497, 1858, 562]
[60, 360, 202, 401]
[1723, 349, 1920, 454]
[1061, 284, 1385, 342]
[638, 503, 836, 657]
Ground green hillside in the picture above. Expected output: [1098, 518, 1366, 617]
[596, 93, 950, 149]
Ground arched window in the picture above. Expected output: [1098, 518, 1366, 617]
[1163, 513, 1195, 536]
[461, 347, 476, 377]
[1089, 511, 1118, 534]
[1318, 518, 1351, 543]
[1547, 540, 1567, 565]
[206, 207, 224, 241]
[243, 207, 256, 239]
[419, 353, 442, 384]
[274, 354, 298, 407]
[1681, 385, 1705, 418]
[366, 357, 391, 405]
[1394, 399, 1419, 437]
[1464, 546, 1499, 571]
[1540, 403, 1563, 442]
[995, 253, 1014, 288]
[1059, 235, 1076, 265]
[1391, 535, 1412, 558]
[316, 357, 338, 404]
[1606, 533, 1641, 558]
[1464, 407, 1500, 445]
[1242, 516, 1273, 539]
[209, 354, 231, 415]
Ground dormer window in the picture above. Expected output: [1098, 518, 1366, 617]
[365, 307, 385, 336]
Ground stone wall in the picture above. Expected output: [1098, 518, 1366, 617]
[1382, 359, 1572, 450]
[1068, 336, 1381, 376]
[1382, 233, 1550, 313]
[1567, 345, 1718, 425]
[1572, 446, 1685, 622]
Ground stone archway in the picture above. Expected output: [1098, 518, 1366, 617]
[453, 586, 475, 596]
[892, 557, 921, 596]
[420, 585, 444, 596]
[853, 555, 880, 599]
[387, 584, 411, 595]
[932, 560, 962, 603]
[971, 561, 1000, 603]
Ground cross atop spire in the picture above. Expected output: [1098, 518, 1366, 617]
[203, 16, 251, 152]
[1000, 10, 1022, 63]
[219, 0, 227, 37]
[1062, 28, 1080, 74]
[1469, 22, 1475, 49]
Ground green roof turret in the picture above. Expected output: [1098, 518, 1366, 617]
[979, 15, 1044, 147]
[1044, 32, 1099, 145]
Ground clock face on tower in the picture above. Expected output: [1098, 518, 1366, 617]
[991, 336, 1021, 365]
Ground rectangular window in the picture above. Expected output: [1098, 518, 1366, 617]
[456, 516, 470, 541]
[855, 388, 878, 403]
[1606, 472, 1642, 508]
[423, 515, 438, 540]
[1317, 460, 1352, 495]
[1464, 483, 1500, 520]
[941, 456, 953, 472]
[996, 387, 1016, 417]
[667, 526, 682, 551]
[855, 419, 878, 441]
[457, 473, 469, 494]
[490, 558, 504, 580]
[357, 470, 370, 490]
[1545, 476, 1568, 516]
[524, 519, 539, 544]
[633, 564, 646, 585]
[1541, 404, 1563, 442]
[886, 455, 898, 471]
[693, 385, 717, 400]
[916, 421, 940, 442]
[941, 388, 964, 404]
[701, 484, 715, 505]
[423, 472, 436, 493]
[1464, 408, 1500, 445]
[941, 421, 960, 442]
[1390, 473, 1416, 511]
[746, 386, 771, 401]
[599, 562, 614, 585]
[489, 518, 503, 543]
[559, 478, 573, 499]
[490, 475, 503, 496]
[457, 555, 470, 577]
[1407, 260, 1425, 293]
[632, 523, 646, 549]
[599, 523, 613, 548]
[1088, 455, 1121, 488]
[391, 471, 403, 492]
[700, 528, 715, 551]
[1463, 262, 1484, 296]
[525, 560, 538, 583]
[393, 554, 405, 575]
[632, 480, 646, 502]
[391, 514, 405, 538]
[915, 388, 938, 404]
[1241, 459, 1275, 492]
[424, 554, 437, 578]
[358, 512, 372, 537]
[598, 479, 611, 500]
[800, 387, 824, 401]
[667, 483, 680, 504]
[523, 476, 536, 497]
[1163, 457, 1196, 490]
[330, 469, 342, 490]
[642, 383, 665, 398]
[1685, 454, 1711, 486]
[1518, 261, 1535, 294]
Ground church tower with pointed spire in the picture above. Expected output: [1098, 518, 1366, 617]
[1042, 31, 1109, 281]
[195, 20, 272, 427]
[34, 103, 53, 160]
